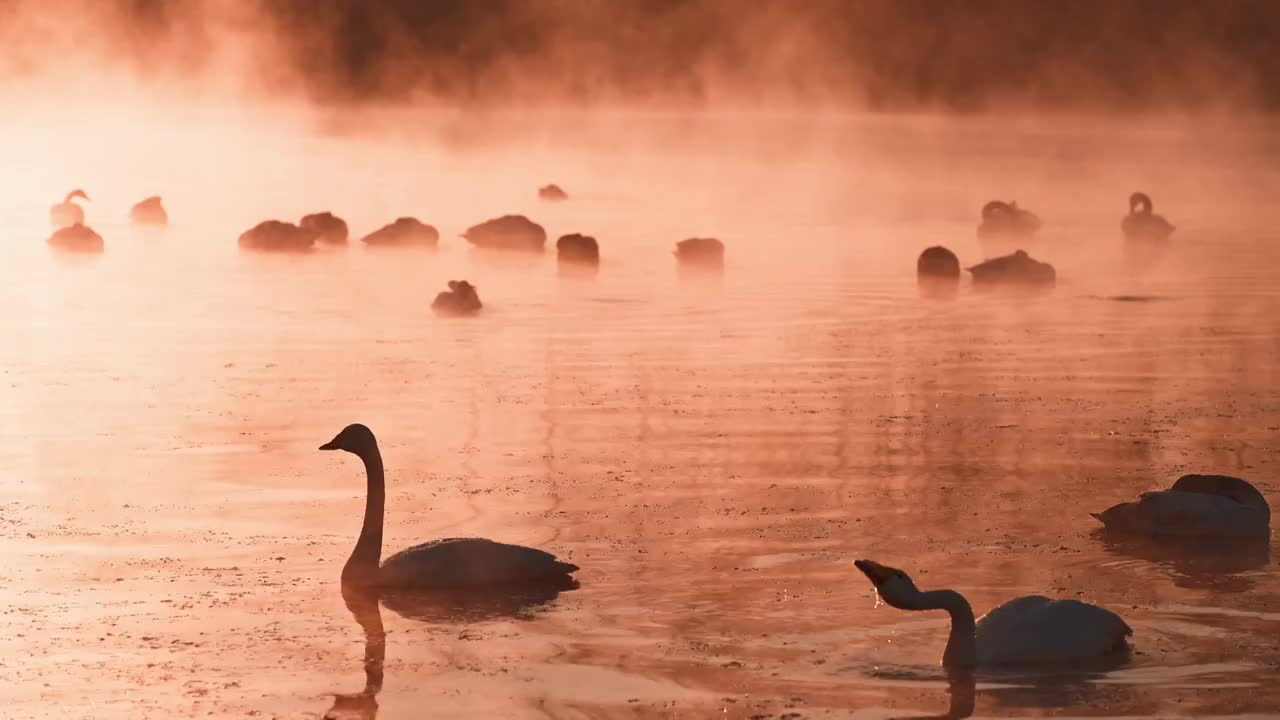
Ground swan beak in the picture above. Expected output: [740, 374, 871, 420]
[853, 559, 896, 586]
[319, 438, 340, 451]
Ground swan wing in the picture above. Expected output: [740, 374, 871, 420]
[379, 537, 577, 589]
[976, 595, 1130, 665]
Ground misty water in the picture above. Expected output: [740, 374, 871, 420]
[1, 111, 1278, 718]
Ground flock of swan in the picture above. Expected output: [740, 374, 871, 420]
[43, 182, 1267, 675]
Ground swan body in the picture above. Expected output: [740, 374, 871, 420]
[50, 189, 89, 229]
[674, 237, 724, 268]
[1093, 474, 1270, 539]
[431, 280, 482, 316]
[462, 215, 546, 251]
[917, 246, 960, 279]
[238, 220, 317, 252]
[300, 212, 349, 244]
[556, 233, 599, 264]
[1122, 192, 1175, 243]
[538, 184, 568, 201]
[130, 196, 168, 226]
[361, 217, 438, 247]
[48, 223, 104, 252]
[320, 423, 578, 590]
[968, 250, 1055, 288]
[854, 559, 1130, 668]
[977, 200, 1041, 241]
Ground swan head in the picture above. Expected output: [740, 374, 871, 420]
[1129, 192, 1152, 214]
[320, 423, 378, 455]
[854, 559, 924, 610]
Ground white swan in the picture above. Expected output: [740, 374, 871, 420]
[320, 424, 579, 590]
[50, 189, 89, 229]
[853, 559, 1131, 668]
[1093, 474, 1270, 538]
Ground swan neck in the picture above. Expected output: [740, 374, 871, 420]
[919, 589, 977, 668]
[346, 445, 385, 581]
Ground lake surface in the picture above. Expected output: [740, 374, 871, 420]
[0, 109, 1278, 718]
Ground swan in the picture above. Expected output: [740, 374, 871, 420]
[556, 233, 598, 264]
[538, 184, 568, 201]
[977, 201, 1041, 242]
[917, 246, 960, 279]
[431, 280, 482, 316]
[319, 424, 579, 590]
[300, 212, 349, 244]
[48, 223, 104, 252]
[129, 196, 168, 226]
[361, 217, 438, 247]
[674, 237, 724, 268]
[1093, 474, 1270, 539]
[1121, 192, 1175, 243]
[853, 559, 1131, 668]
[967, 250, 1055, 288]
[238, 220, 317, 252]
[462, 215, 546, 251]
[50, 189, 89, 229]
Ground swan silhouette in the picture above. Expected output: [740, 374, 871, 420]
[918, 246, 960, 279]
[361, 217, 438, 247]
[301, 212, 349, 244]
[538, 184, 568, 201]
[50, 189, 89, 229]
[129, 196, 168, 226]
[462, 215, 546, 252]
[556, 233, 599, 264]
[48, 223, 104, 252]
[320, 424, 578, 590]
[431, 280, 482, 316]
[1121, 192, 1175, 243]
[238, 220, 318, 252]
[854, 559, 1131, 668]
[674, 237, 724, 268]
[977, 201, 1041, 242]
[1093, 474, 1270, 539]
[967, 250, 1055, 288]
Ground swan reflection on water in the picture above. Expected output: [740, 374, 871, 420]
[324, 579, 576, 720]
[1093, 531, 1271, 592]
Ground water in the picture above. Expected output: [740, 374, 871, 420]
[0, 110, 1278, 718]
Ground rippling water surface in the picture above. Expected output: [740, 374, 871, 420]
[0, 111, 1278, 718]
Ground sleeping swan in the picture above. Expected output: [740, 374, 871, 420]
[1121, 192, 1175, 243]
[1093, 474, 1270, 539]
[853, 559, 1131, 668]
[50, 189, 89, 229]
[320, 424, 579, 590]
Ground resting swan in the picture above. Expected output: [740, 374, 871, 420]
[320, 424, 579, 590]
[1121, 192, 1175, 243]
[50, 189, 89, 229]
[431, 280, 482, 316]
[130, 196, 168, 226]
[1093, 474, 1270, 539]
[853, 559, 1131, 668]
[977, 200, 1041, 242]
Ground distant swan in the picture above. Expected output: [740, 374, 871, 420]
[556, 233, 599, 264]
[968, 250, 1055, 288]
[320, 424, 579, 590]
[48, 223, 104, 252]
[674, 237, 724, 268]
[300, 212, 349, 244]
[917, 246, 960, 279]
[462, 215, 546, 251]
[50, 189, 89, 229]
[361, 217, 438, 247]
[1093, 474, 1270, 539]
[431, 280, 482, 316]
[1121, 192, 1175, 243]
[977, 201, 1041, 242]
[538, 184, 568, 201]
[238, 220, 317, 252]
[130, 196, 168, 226]
[854, 559, 1131, 668]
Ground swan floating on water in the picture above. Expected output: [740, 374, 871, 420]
[538, 184, 568, 201]
[238, 220, 317, 252]
[129, 196, 167, 226]
[977, 201, 1041, 242]
[300, 212, 349, 244]
[854, 559, 1131, 668]
[431, 280, 482, 316]
[1093, 474, 1270, 539]
[48, 223, 104, 252]
[674, 237, 724, 268]
[320, 424, 578, 590]
[462, 215, 546, 251]
[361, 217, 438, 247]
[917, 246, 960, 279]
[967, 250, 1055, 288]
[1121, 192, 1175, 244]
[556, 233, 599, 264]
[50, 189, 89, 229]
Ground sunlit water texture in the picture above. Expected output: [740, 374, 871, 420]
[1, 105, 1278, 719]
